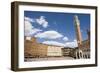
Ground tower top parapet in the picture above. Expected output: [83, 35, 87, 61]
[74, 15, 80, 25]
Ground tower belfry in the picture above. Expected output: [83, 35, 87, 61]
[74, 15, 82, 48]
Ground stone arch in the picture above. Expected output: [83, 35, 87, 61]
[79, 50, 83, 58]
[75, 51, 79, 59]
[75, 49, 83, 59]
[85, 54, 87, 58]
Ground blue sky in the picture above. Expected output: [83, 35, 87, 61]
[24, 11, 90, 47]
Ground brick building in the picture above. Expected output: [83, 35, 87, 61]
[24, 37, 63, 59]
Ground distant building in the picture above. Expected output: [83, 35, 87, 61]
[62, 47, 74, 56]
[80, 30, 90, 58]
[47, 45, 63, 57]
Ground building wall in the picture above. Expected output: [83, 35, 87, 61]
[81, 40, 90, 58]
[47, 46, 63, 57]
[62, 48, 73, 56]
[24, 37, 48, 58]
[24, 37, 39, 58]
[24, 37, 63, 58]
[37, 43, 48, 57]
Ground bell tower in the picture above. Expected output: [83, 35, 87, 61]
[74, 15, 82, 48]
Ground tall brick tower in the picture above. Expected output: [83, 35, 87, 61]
[74, 15, 82, 48]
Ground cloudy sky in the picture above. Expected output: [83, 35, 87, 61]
[24, 11, 90, 48]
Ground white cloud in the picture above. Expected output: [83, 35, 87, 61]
[25, 16, 48, 28]
[74, 39, 77, 42]
[65, 39, 78, 48]
[36, 16, 48, 28]
[24, 18, 42, 36]
[42, 39, 78, 48]
[63, 37, 68, 41]
[25, 20, 33, 30]
[35, 30, 63, 39]
[24, 17, 35, 22]
[31, 28, 42, 34]
[42, 41, 65, 47]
